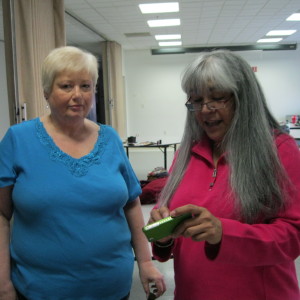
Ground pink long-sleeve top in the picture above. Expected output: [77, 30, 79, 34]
[153, 133, 300, 300]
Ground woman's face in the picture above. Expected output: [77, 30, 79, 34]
[190, 89, 235, 143]
[47, 69, 94, 122]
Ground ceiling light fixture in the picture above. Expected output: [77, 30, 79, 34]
[155, 34, 181, 40]
[257, 38, 283, 43]
[286, 13, 300, 21]
[139, 2, 179, 14]
[147, 19, 180, 27]
[266, 30, 297, 36]
[159, 41, 182, 46]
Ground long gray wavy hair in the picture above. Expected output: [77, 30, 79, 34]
[158, 50, 289, 224]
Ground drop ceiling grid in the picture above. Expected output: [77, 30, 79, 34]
[64, 0, 300, 52]
[1, 0, 300, 54]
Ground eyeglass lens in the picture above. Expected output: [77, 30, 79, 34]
[186, 99, 226, 111]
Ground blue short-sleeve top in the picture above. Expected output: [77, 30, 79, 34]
[0, 118, 142, 300]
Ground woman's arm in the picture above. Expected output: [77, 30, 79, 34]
[124, 198, 166, 298]
[0, 185, 17, 300]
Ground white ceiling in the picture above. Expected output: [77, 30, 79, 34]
[1, 0, 300, 56]
[64, 0, 300, 55]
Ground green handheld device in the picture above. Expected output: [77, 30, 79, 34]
[142, 213, 192, 242]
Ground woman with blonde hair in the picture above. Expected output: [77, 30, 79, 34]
[0, 46, 166, 300]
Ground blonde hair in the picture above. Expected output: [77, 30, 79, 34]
[42, 46, 98, 94]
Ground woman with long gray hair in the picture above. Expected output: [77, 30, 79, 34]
[148, 50, 300, 300]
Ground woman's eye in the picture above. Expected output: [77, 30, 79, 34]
[82, 84, 91, 90]
[61, 84, 72, 90]
[212, 96, 224, 101]
[193, 98, 203, 103]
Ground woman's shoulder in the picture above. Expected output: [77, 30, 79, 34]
[8, 118, 39, 133]
[97, 123, 121, 139]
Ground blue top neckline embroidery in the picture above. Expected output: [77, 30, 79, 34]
[35, 118, 105, 177]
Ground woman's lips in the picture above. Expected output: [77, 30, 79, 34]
[204, 120, 222, 127]
[69, 105, 83, 110]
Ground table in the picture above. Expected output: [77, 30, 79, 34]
[290, 126, 300, 138]
[124, 143, 179, 170]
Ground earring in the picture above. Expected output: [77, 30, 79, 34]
[44, 93, 49, 109]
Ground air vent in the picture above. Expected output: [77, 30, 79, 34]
[125, 32, 151, 38]
[151, 43, 297, 55]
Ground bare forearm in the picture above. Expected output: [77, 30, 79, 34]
[0, 214, 12, 284]
[0, 186, 17, 299]
[124, 198, 152, 263]
[124, 199, 167, 297]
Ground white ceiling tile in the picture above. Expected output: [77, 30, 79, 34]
[1, 0, 300, 53]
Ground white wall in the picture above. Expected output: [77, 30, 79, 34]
[240, 49, 300, 120]
[124, 51, 189, 144]
[124, 47, 300, 179]
[0, 41, 10, 139]
[1, 45, 299, 179]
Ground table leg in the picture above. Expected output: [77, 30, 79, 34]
[164, 147, 167, 170]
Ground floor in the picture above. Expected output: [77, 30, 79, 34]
[129, 204, 300, 300]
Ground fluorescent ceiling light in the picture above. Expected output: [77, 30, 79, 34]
[266, 30, 297, 36]
[159, 41, 182, 46]
[155, 34, 181, 40]
[139, 2, 179, 14]
[257, 38, 283, 43]
[286, 13, 300, 21]
[147, 19, 180, 27]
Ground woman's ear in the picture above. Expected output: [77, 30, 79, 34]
[44, 92, 49, 100]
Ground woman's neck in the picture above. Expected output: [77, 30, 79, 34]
[43, 114, 87, 139]
[212, 142, 223, 166]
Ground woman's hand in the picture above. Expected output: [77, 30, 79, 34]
[148, 206, 170, 223]
[148, 207, 173, 244]
[138, 260, 166, 299]
[171, 204, 222, 244]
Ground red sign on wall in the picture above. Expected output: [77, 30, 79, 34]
[252, 66, 257, 72]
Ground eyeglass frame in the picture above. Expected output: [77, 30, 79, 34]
[185, 94, 233, 112]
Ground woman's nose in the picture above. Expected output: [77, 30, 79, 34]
[73, 86, 82, 97]
[200, 98, 212, 113]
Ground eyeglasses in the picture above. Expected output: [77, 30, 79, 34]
[185, 95, 232, 112]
